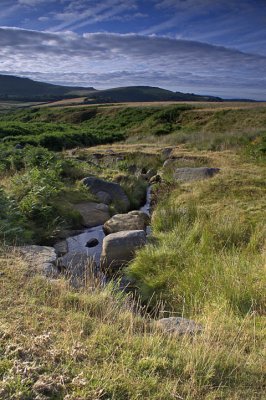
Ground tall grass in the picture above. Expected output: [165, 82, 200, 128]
[0, 248, 265, 399]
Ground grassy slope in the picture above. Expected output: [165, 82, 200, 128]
[0, 103, 265, 399]
[0, 75, 94, 101]
[1, 103, 266, 150]
[0, 250, 265, 400]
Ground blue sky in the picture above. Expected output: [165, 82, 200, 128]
[0, 0, 266, 99]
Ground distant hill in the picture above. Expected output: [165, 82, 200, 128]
[84, 86, 222, 103]
[0, 74, 95, 101]
[0, 75, 223, 103]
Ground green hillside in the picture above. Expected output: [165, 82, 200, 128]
[85, 85, 222, 103]
[0, 74, 95, 101]
[0, 75, 223, 103]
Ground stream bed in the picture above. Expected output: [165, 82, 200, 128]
[65, 186, 152, 266]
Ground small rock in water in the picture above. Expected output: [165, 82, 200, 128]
[86, 238, 99, 248]
[156, 317, 203, 336]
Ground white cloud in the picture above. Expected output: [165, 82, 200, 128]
[0, 27, 265, 99]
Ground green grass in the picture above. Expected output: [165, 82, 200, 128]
[1, 104, 265, 151]
[0, 250, 265, 399]
[0, 103, 265, 399]
[128, 153, 266, 316]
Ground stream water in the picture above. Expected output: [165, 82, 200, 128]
[65, 186, 152, 265]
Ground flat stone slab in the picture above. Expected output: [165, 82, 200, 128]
[173, 167, 220, 182]
[103, 211, 150, 235]
[155, 317, 203, 335]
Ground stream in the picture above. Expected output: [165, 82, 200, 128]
[65, 186, 152, 265]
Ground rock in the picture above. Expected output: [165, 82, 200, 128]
[149, 174, 161, 184]
[95, 191, 112, 204]
[173, 167, 220, 182]
[101, 230, 146, 272]
[86, 238, 99, 248]
[14, 143, 23, 150]
[156, 317, 203, 335]
[103, 211, 150, 235]
[73, 202, 110, 228]
[57, 252, 97, 287]
[18, 245, 58, 277]
[128, 210, 150, 225]
[82, 177, 130, 212]
[53, 240, 68, 256]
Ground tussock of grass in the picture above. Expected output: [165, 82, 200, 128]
[128, 153, 266, 317]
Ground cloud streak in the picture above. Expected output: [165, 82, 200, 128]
[0, 27, 265, 99]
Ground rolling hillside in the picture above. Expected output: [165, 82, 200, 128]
[0, 74, 95, 101]
[0, 75, 223, 103]
[85, 85, 222, 103]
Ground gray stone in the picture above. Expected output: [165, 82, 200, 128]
[73, 202, 110, 228]
[57, 252, 97, 287]
[18, 245, 58, 277]
[103, 211, 150, 235]
[95, 191, 112, 204]
[82, 177, 130, 212]
[53, 240, 68, 256]
[101, 230, 146, 271]
[173, 167, 220, 182]
[156, 317, 203, 335]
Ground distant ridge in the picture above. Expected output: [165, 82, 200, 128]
[84, 86, 222, 103]
[0, 74, 223, 102]
[0, 74, 95, 101]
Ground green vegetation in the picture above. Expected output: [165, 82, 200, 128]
[1, 104, 266, 152]
[0, 250, 265, 400]
[128, 153, 266, 317]
[0, 102, 265, 399]
[84, 85, 222, 103]
[0, 74, 94, 101]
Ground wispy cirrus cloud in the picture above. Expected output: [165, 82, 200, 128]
[0, 27, 265, 99]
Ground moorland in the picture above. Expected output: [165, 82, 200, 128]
[0, 100, 265, 399]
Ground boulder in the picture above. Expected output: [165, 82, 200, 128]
[53, 240, 68, 256]
[82, 177, 130, 212]
[173, 167, 220, 182]
[73, 202, 110, 228]
[57, 252, 97, 287]
[18, 245, 58, 277]
[155, 317, 203, 336]
[103, 211, 150, 235]
[95, 191, 112, 204]
[101, 230, 146, 272]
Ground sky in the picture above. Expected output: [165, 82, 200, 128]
[0, 0, 266, 99]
